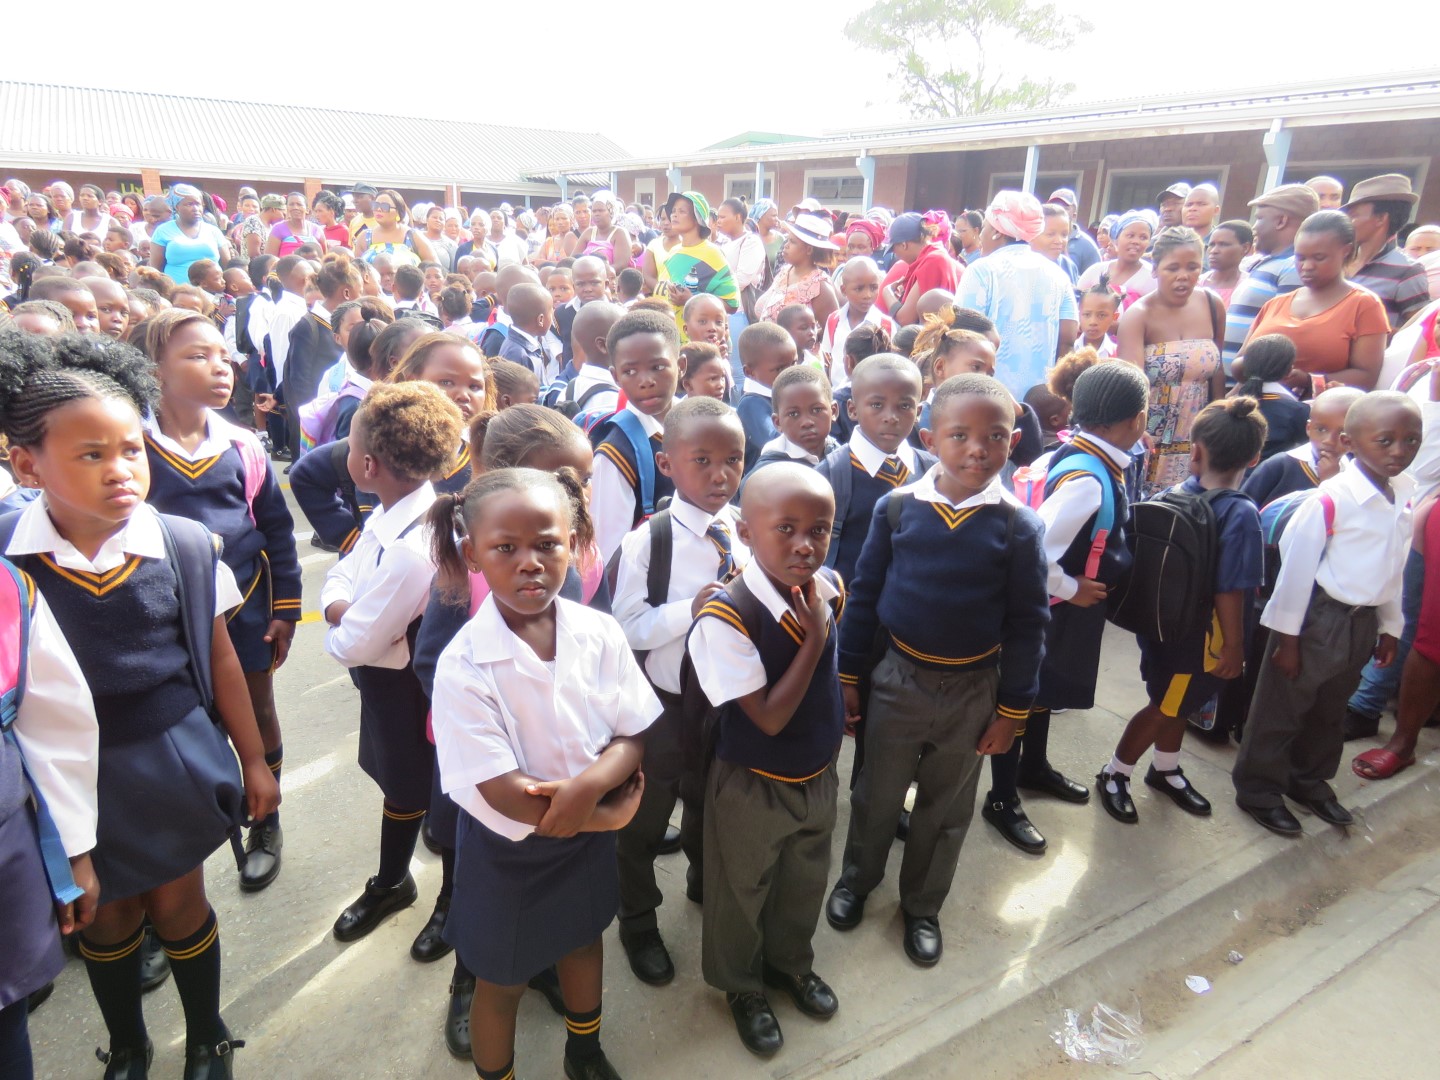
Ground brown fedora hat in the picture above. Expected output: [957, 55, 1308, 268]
[1341, 173, 1419, 210]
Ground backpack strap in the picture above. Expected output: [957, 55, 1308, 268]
[1047, 454, 1117, 579]
[821, 445, 854, 569]
[722, 575, 769, 645]
[610, 409, 658, 518]
[646, 508, 673, 609]
[213, 416, 267, 525]
[157, 514, 219, 717]
[885, 489, 908, 530]
[1319, 491, 1336, 536]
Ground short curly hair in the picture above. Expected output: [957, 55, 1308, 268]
[352, 380, 462, 482]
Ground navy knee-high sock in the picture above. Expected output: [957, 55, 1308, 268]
[378, 802, 425, 886]
[262, 744, 283, 828]
[79, 924, 148, 1049]
[155, 908, 225, 1048]
[0, 997, 33, 1079]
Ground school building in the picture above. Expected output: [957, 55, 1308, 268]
[534, 71, 1440, 228]
[0, 80, 624, 212]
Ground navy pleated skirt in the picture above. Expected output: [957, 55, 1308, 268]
[1035, 602, 1108, 711]
[444, 810, 618, 986]
[427, 760, 459, 849]
[226, 554, 275, 674]
[0, 807, 65, 1009]
[94, 704, 245, 905]
[352, 661, 433, 812]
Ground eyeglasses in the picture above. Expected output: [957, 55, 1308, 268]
[375, 203, 396, 211]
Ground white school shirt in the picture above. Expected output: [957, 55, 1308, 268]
[11, 591, 100, 856]
[742, 377, 773, 400]
[1034, 433, 1133, 600]
[1396, 363, 1440, 501]
[142, 409, 236, 461]
[760, 433, 823, 465]
[319, 483, 437, 669]
[690, 559, 840, 708]
[6, 498, 242, 613]
[431, 594, 661, 841]
[264, 290, 308, 383]
[591, 403, 663, 564]
[848, 426, 918, 477]
[613, 498, 750, 693]
[571, 365, 620, 416]
[910, 465, 1019, 511]
[1262, 466, 1414, 638]
[822, 303, 893, 389]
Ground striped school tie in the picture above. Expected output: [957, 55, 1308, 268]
[705, 521, 737, 579]
[879, 455, 909, 487]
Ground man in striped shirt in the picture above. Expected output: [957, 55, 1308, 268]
[1220, 184, 1319, 375]
[1342, 173, 1430, 332]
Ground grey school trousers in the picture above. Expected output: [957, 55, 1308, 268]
[702, 758, 838, 993]
[839, 652, 999, 918]
[1234, 590, 1379, 809]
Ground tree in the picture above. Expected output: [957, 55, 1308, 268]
[845, 0, 1092, 119]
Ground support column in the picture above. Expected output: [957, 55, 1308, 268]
[1262, 119, 1292, 191]
[610, 171, 619, 195]
[1022, 144, 1040, 196]
[855, 152, 876, 212]
[666, 165, 683, 194]
[558, 176, 570, 201]
[755, 160, 766, 203]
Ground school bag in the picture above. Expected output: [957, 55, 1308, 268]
[550, 378, 617, 422]
[0, 558, 83, 905]
[589, 409, 659, 518]
[677, 572, 766, 784]
[1258, 488, 1337, 591]
[1011, 449, 1117, 587]
[297, 381, 366, 456]
[1106, 485, 1237, 643]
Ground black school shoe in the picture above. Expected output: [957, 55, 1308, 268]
[239, 822, 283, 891]
[564, 1049, 623, 1080]
[410, 895, 454, 962]
[762, 965, 838, 1018]
[1342, 708, 1381, 741]
[620, 928, 675, 986]
[444, 975, 475, 1059]
[902, 914, 942, 967]
[726, 991, 783, 1056]
[1016, 766, 1091, 803]
[26, 981, 53, 1013]
[657, 823, 683, 855]
[333, 874, 418, 942]
[1096, 771, 1138, 824]
[140, 926, 171, 993]
[182, 1027, 244, 1080]
[1144, 766, 1212, 816]
[96, 1041, 153, 1080]
[528, 966, 566, 1015]
[981, 797, 1047, 854]
[825, 883, 866, 931]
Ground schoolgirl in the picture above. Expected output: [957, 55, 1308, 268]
[137, 309, 301, 892]
[388, 331, 496, 497]
[430, 467, 659, 1080]
[319, 381, 462, 955]
[0, 329, 279, 1079]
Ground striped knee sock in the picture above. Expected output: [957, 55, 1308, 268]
[475, 1060, 514, 1080]
[155, 908, 225, 1048]
[263, 744, 283, 827]
[564, 1004, 602, 1061]
[79, 924, 148, 1049]
[378, 802, 425, 886]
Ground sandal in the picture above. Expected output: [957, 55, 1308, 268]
[1352, 747, 1416, 780]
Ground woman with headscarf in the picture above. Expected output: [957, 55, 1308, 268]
[954, 190, 1079, 398]
[883, 211, 962, 325]
[844, 218, 886, 261]
[748, 198, 784, 271]
[150, 183, 230, 284]
[752, 211, 840, 325]
[1078, 210, 1158, 308]
[576, 191, 631, 274]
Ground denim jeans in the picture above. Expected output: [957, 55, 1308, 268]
[1347, 548, 1424, 719]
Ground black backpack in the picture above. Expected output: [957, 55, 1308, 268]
[1107, 486, 1237, 643]
[553, 378, 614, 420]
[677, 573, 765, 784]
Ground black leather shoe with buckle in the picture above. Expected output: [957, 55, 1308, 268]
[182, 1030, 244, 1080]
[1144, 766, 1212, 816]
[1097, 771, 1138, 824]
[564, 1050, 624, 1079]
[332, 874, 418, 942]
[981, 797, 1047, 854]
[96, 1041, 153, 1080]
[410, 895, 454, 962]
[445, 975, 475, 1059]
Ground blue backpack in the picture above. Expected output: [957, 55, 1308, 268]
[589, 409, 658, 519]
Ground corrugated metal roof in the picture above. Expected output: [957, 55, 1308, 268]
[0, 81, 629, 193]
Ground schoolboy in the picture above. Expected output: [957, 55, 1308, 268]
[737, 321, 799, 473]
[591, 309, 681, 561]
[27, 277, 99, 335]
[1098, 397, 1267, 824]
[612, 397, 749, 987]
[555, 255, 609, 364]
[825, 374, 1049, 967]
[821, 256, 892, 387]
[1234, 392, 1423, 835]
[478, 264, 539, 357]
[689, 463, 845, 1056]
[80, 275, 130, 339]
[1022, 384, 1071, 451]
[497, 282, 556, 380]
[1242, 385, 1361, 506]
[546, 266, 575, 306]
[816, 353, 936, 588]
[391, 264, 429, 313]
[776, 305, 822, 371]
[546, 300, 624, 412]
[915, 329, 997, 439]
[754, 365, 838, 470]
[617, 267, 644, 306]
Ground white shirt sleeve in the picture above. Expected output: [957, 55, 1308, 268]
[432, 652, 520, 793]
[606, 623, 664, 738]
[1037, 473, 1104, 601]
[1261, 497, 1328, 635]
[12, 594, 99, 856]
[216, 560, 243, 616]
[611, 527, 696, 652]
[324, 545, 434, 668]
[590, 452, 638, 564]
[689, 615, 768, 708]
[319, 544, 360, 612]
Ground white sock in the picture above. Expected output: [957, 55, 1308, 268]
[1152, 750, 1187, 788]
[1102, 756, 1133, 794]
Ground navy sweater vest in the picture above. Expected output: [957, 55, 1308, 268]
[1242, 450, 1318, 507]
[816, 446, 937, 588]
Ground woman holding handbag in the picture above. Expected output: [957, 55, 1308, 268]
[714, 197, 768, 353]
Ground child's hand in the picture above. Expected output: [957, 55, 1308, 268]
[691, 581, 725, 620]
[590, 770, 645, 832]
[1071, 578, 1108, 608]
[324, 600, 350, 626]
[265, 619, 296, 668]
[1316, 448, 1341, 481]
[60, 853, 98, 935]
[1270, 635, 1302, 680]
[667, 282, 693, 305]
[842, 684, 862, 735]
[527, 776, 603, 838]
[1212, 642, 1244, 681]
[254, 393, 276, 414]
[976, 712, 1019, 756]
[243, 759, 281, 824]
[791, 581, 829, 641]
[1374, 633, 1398, 668]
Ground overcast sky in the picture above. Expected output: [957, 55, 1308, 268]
[7, 1, 1433, 159]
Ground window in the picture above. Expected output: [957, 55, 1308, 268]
[725, 174, 773, 202]
[987, 171, 1082, 206]
[632, 177, 656, 208]
[1284, 160, 1427, 206]
[1102, 169, 1226, 217]
[806, 174, 865, 203]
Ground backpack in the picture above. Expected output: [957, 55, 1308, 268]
[203, 418, 267, 526]
[552, 378, 616, 421]
[1011, 450, 1117, 586]
[603, 504, 675, 669]
[1258, 488, 1336, 591]
[677, 572, 766, 783]
[0, 557, 83, 905]
[297, 382, 366, 456]
[1106, 485, 1236, 643]
[590, 410, 658, 518]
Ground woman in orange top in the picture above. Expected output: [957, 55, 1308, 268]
[1243, 210, 1389, 391]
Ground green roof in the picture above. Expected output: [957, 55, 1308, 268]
[701, 131, 817, 150]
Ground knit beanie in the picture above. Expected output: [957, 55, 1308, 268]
[1070, 361, 1148, 428]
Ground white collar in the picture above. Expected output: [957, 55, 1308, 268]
[368, 482, 436, 548]
[1069, 430, 1135, 469]
[1286, 443, 1321, 468]
[907, 466, 1016, 509]
[762, 433, 822, 465]
[508, 325, 540, 349]
[7, 497, 165, 571]
[622, 402, 663, 437]
[1331, 463, 1414, 507]
[739, 559, 839, 625]
[311, 301, 333, 324]
[669, 496, 734, 538]
[848, 428, 916, 476]
[575, 364, 618, 389]
[1261, 381, 1297, 399]
[143, 409, 234, 461]
[742, 377, 773, 398]
[465, 592, 585, 668]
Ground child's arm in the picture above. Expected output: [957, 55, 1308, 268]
[211, 615, 280, 823]
[524, 735, 645, 837]
[590, 448, 639, 565]
[1210, 590, 1246, 679]
[412, 581, 470, 699]
[323, 546, 434, 668]
[733, 580, 830, 736]
[985, 513, 1050, 754]
[1261, 495, 1330, 678]
[251, 455, 301, 667]
[291, 444, 363, 554]
[319, 546, 358, 626]
[611, 530, 702, 650]
[837, 496, 894, 721]
[1036, 472, 1106, 605]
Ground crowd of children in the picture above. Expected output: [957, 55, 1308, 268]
[1, 170, 1439, 1080]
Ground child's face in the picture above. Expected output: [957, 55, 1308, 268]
[1342, 403, 1423, 482]
[658, 416, 745, 515]
[419, 343, 488, 421]
[1079, 294, 1118, 342]
[9, 396, 149, 538]
[58, 290, 100, 334]
[424, 267, 445, 297]
[224, 270, 253, 297]
[462, 486, 573, 618]
[103, 231, 129, 253]
[922, 392, 1018, 500]
[681, 357, 729, 401]
[518, 436, 594, 503]
[612, 332, 678, 418]
[848, 369, 921, 454]
[572, 262, 607, 304]
[935, 342, 995, 382]
[334, 306, 363, 349]
[173, 292, 207, 315]
[784, 310, 819, 354]
[772, 382, 836, 458]
[376, 261, 396, 295]
[202, 265, 225, 293]
[548, 275, 575, 305]
[88, 282, 130, 339]
[743, 338, 798, 388]
[159, 320, 234, 412]
[684, 299, 727, 348]
[1306, 400, 1350, 464]
[1044, 399, 1072, 433]
[737, 484, 835, 590]
[841, 265, 881, 314]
